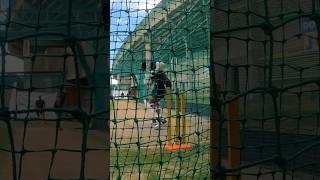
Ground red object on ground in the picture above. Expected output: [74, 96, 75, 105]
[164, 144, 192, 151]
[129, 87, 135, 96]
[66, 86, 76, 106]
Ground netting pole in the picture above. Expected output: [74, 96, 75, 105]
[227, 99, 241, 180]
[103, 5, 110, 178]
[166, 87, 172, 145]
[175, 89, 180, 144]
[90, 1, 109, 132]
[144, 33, 151, 101]
[227, 67, 241, 180]
[181, 84, 186, 144]
[144, 33, 151, 71]
[210, 83, 221, 179]
[210, 0, 220, 179]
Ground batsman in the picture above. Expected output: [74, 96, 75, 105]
[142, 61, 172, 129]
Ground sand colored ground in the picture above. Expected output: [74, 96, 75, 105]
[110, 99, 210, 147]
[0, 121, 108, 180]
[0, 99, 209, 179]
[0, 99, 315, 180]
[109, 100, 317, 180]
[110, 100, 211, 179]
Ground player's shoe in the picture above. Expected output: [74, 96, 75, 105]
[153, 122, 167, 130]
[153, 117, 167, 130]
[151, 122, 158, 128]
[144, 99, 150, 108]
[151, 118, 157, 127]
[153, 123, 160, 129]
[144, 99, 155, 109]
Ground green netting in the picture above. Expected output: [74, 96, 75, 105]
[112, 0, 320, 179]
[111, 0, 211, 179]
[0, 0, 108, 179]
[211, 0, 320, 179]
[1, 0, 318, 179]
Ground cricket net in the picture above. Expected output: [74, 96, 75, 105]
[111, 0, 211, 179]
[112, 0, 320, 179]
[211, 0, 320, 179]
[0, 0, 109, 179]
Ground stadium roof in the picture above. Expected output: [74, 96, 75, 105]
[113, 0, 210, 74]
[113, 0, 184, 65]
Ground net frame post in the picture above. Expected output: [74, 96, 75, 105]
[210, 83, 221, 179]
[102, 1, 110, 178]
[181, 83, 186, 144]
[227, 67, 241, 180]
[227, 99, 241, 180]
[144, 32, 151, 101]
[175, 89, 180, 144]
[88, 2, 109, 132]
[210, 0, 221, 178]
[166, 87, 173, 145]
[144, 33, 152, 71]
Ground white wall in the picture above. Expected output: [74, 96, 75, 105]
[0, 54, 24, 72]
[0, 42, 24, 73]
[9, 90, 58, 119]
[112, 90, 128, 99]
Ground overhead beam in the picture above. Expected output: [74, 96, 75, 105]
[113, 0, 184, 65]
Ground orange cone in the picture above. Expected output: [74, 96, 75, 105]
[164, 144, 192, 151]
